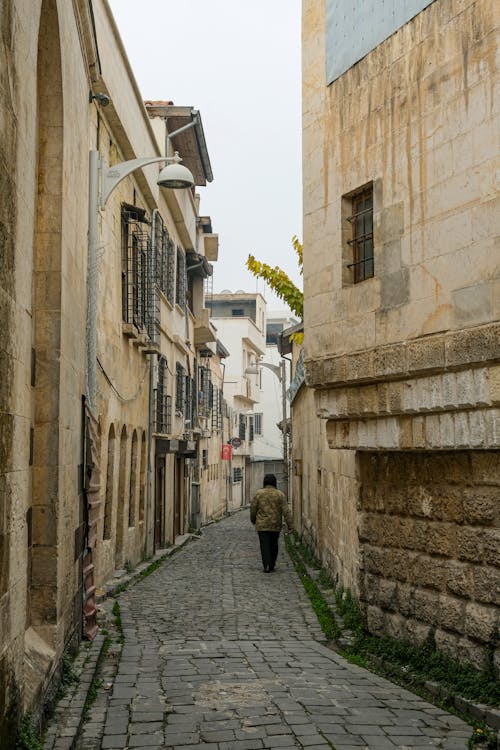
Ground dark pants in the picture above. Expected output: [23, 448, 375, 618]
[258, 531, 280, 570]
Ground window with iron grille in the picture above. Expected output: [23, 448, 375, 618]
[211, 386, 218, 431]
[346, 185, 374, 283]
[185, 375, 196, 426]
[238, 414, 246, 441]
[202, 449, 208, 469]
[166, 236, 175, 305]
[175, 363, 185, 414]
[233, 467, 243, 483]
[198, 366, 211, 417]
[156, 357, 172, 434]
[155, 216, 174, 301]
[121, 205, 151, 329]
[254, 413, 263, 435]
[176, 246, 186, 306]
[248, 416, 254, 442]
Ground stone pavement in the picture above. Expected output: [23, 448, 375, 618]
[76, 511, 472, 750]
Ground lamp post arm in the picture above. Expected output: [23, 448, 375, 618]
[257, 361, 282, 380]
[101, 156, 169, 209]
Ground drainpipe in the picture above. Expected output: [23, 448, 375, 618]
[146, 208, 158, 556]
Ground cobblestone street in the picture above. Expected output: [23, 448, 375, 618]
[75, 511, 471, 750]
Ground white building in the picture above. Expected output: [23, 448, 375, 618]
[253, 312, 298, 461]
[206, 292, 266, 507]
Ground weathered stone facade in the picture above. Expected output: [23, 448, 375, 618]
[301, 0, 500, 668]
[359, 450, 500, 669]
[0, 0, 227, 740]
[0, 0, 93, 740]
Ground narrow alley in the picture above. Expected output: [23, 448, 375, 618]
[63, 512, 472, 750]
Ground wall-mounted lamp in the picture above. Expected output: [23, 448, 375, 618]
[89, 90, 111, 107]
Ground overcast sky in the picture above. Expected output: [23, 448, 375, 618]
[108, 0, 302, 311]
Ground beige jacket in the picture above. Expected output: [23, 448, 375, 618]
[250, 485, 292, 531]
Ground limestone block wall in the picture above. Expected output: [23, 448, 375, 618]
[303, 0, 500, 368]
[358, 451, 500, 669]
[0, 0, 93, 738]
[291, 386, 360, 594]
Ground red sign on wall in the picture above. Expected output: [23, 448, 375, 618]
[221, 444, 232, 460]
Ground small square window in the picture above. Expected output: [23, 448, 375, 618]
[345, 185, 374, 283]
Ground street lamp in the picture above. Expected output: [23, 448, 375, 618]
[86, 140, 195, 409]
[245, 360, 289, 497]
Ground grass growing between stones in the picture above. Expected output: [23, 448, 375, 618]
[285, 533, 500, 717]
[15, 715, 42, 750]
[112, 601, 125, 644]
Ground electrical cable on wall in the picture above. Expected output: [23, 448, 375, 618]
[97, 357, 149, 402]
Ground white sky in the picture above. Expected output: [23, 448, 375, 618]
[108, 0, 302, 311]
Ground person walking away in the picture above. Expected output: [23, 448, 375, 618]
[250, 474, 292, 572]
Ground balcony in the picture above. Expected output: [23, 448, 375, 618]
[233, 376, 259, 404]
[203, 233, 219, 261]
[194, 308, 217, 347]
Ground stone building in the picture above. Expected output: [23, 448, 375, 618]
[0, 0, 227, 740]
[301, 0, 500, 668]
[1, 1, 99, 741]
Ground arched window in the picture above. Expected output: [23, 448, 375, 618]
[139, 432, 147, 523]
[103, 425, 115, 540]
[129, 430, 138, 527]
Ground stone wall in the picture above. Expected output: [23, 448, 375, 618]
[291, 384, 361, 594]
[358, 451, 500, 670]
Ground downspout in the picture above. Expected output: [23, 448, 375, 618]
[146, 208, 158, 556]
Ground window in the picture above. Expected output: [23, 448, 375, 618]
[202, 449, 208, 469]
[121, 205, 151, 328]
[233, 467, 243, 483]
[156, 357, 172, 434]
[266, 322, 283, 345]
[176, 246, 186, 306]
[248, 416, 254, 443]
[231, 308, 244, 317]
[198, 366, 211, 417]
[185, 375, 196, 426]
[346, 185, 374, 283]
[238, 414, 246, 441]
[254, 413, 263, 435]
[155, 216, 175, 305]
[175, 363, 186, 414]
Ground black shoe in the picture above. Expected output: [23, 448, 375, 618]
[263, 566, 270, 573]
[268, 567, 275, 572]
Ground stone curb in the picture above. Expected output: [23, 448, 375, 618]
[43, 633, 107, 750]
[291, 543, 500, 740]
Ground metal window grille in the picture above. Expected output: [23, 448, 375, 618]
[121, 207, 152, 331]
[233, 467, 243, 483]
[211, 386, 218, 431]
[185, 375, 196, 426]
[176, 246, 186, 306]
[249, 416, 254, 443]
[166, 236, 175, 305]
[155, 357, 172, 434]
[175, 363, 185, 414]
[254, 413, 263, 435]
[202, 449, 208, 469]
[347, 186, 374, 283]
[155, 215, 172, 298]
[198, 366, 212, 417]
[238, 414, 246, 441]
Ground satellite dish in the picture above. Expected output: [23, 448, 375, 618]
[220, 289, 232, 293]
[235, 289, 246, 293]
